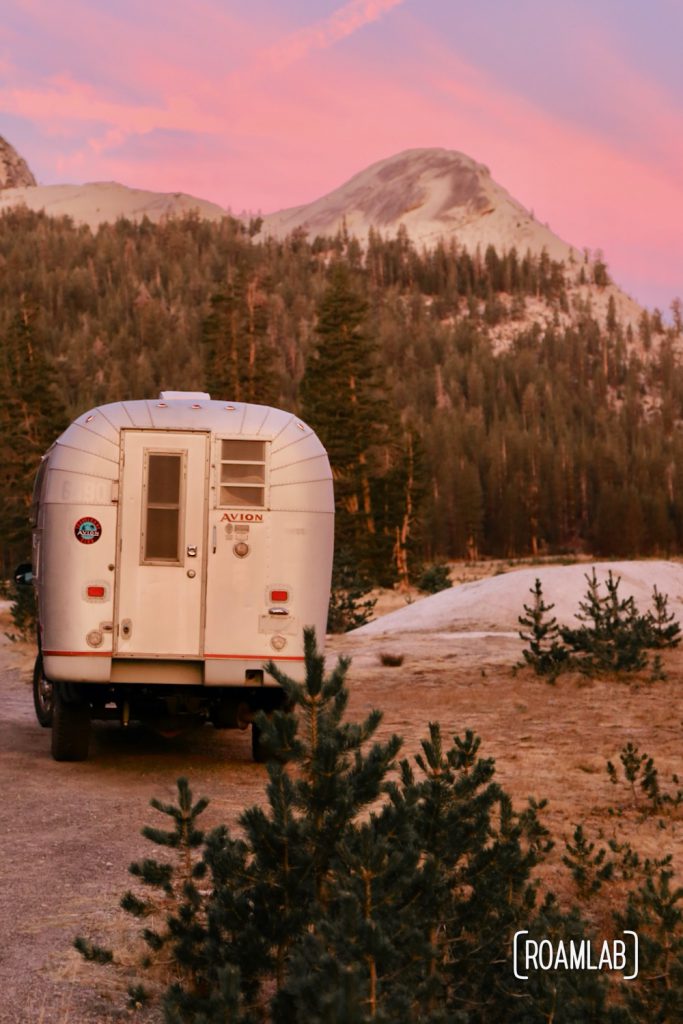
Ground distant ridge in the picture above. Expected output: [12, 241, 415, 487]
[0, 142, 580, 262]
[0, 139, 643, 325]
[0, 180, 226, 227]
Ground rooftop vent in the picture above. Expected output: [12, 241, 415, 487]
[159, 391, 211, 401]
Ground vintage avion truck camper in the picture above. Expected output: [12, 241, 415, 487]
[29, 392, 334, 761]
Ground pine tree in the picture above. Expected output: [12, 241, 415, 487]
[75, 777, 210, 1011]
[0, 305, 68, 576]
[165, 628, 402, 1021]
[300, 264, 403, 581]
[614, 865, 683, 1022]
[643, 585, 682, 649]
[518, 578, 569, 677]
[560, 569, 649, 673]
[560, 571, 681, 674]
[326, 546, 377, 633]
[562, 824, 614, 898]
[201, 267, 281, 406]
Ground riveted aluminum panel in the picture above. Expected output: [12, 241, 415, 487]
[269, 452, 333, 487]
[54, 422, 121, 462]
[269, 478, 335, 513]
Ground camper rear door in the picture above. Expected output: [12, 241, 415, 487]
[115, 430, 208, 657]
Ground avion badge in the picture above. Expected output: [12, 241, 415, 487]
[74, 516, 102, 544]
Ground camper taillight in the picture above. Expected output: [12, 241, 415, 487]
[271, 590, 289, 602]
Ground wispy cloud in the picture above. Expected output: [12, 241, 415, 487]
[0, 0, 409, 167]
[262, 0, 407, 70]
[0, 75, 226, 137]
[573, 27, 683, 181]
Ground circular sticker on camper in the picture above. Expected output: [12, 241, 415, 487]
[74, 517, 102, 544]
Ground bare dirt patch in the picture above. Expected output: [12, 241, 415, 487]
[0, 600, 681, 1022]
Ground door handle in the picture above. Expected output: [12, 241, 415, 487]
[187, 545, 197, 557]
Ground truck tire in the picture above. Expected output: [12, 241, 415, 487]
[32, 653, 54, 728]
[51, 685, 90, 762]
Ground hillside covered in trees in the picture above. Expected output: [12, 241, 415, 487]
[1, 206, 682, 583]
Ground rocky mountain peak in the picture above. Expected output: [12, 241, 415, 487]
[0, 135, 36, 190]
[258, 147, 576, 265]
[322, 148, 493, 227]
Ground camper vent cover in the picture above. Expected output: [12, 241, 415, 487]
[159, 391, 211, 401]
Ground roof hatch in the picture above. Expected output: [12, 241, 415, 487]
[159, 391, 211, 400]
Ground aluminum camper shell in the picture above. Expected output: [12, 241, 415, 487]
[31, 392, 334, 759]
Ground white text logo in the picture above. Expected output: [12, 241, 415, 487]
[512, 931, 638, 981]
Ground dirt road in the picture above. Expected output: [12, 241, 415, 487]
[1, 617, 681, 1022]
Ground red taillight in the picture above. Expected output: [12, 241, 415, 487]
[271, 590, 288, 602]
[87, 585, 105, 598]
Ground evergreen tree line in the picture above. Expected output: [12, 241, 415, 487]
[1, 207, 681, 580]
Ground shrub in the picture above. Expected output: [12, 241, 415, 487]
[607, 742, 682, 816]
[327, 549, 377, 633]
[416, 562, 452, 594]
[1, 577, 37, 642]
[379, 652, 404, 666]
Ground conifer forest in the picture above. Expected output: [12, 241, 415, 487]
[2, 206, 683, 581]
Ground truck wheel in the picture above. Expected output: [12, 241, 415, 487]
[33, 653, 54, 728]
[51, 686, 90, 762]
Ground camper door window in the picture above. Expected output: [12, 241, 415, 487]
[218, 440, 266, 508]
[141, 450, 185, 563]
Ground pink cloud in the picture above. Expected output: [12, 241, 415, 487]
[553, 26, 683, 184]
[0, 75, 227, 147]
[0, 0, 410, 181]
[261, 0, 408, 70]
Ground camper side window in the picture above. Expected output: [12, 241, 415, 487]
[218, 440, 266, 508]
[142, 451, 185, 563]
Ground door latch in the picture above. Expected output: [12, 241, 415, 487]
[187, 545, 197, 557]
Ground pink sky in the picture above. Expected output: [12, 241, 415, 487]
[1, 0, 681, 311]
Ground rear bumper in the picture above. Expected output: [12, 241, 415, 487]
[42, 652, 305, 686]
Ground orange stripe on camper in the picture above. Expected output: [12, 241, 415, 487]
[205, 654, 304, 661]
[42, 650, 111, 657]
[44, 651, 305, 661]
